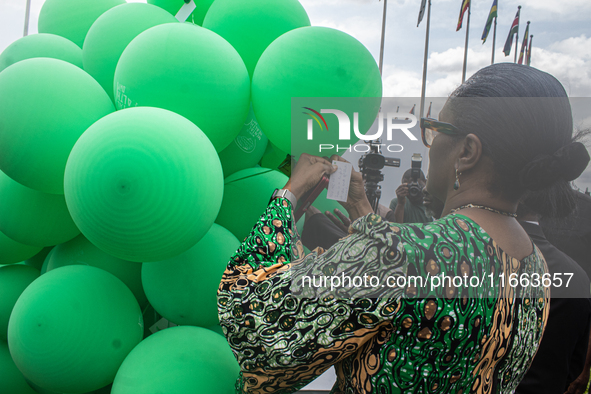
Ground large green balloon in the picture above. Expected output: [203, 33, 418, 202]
[147, 0, 215, 25]
[64, 107, 223, 262]
[216, 167, 288, 241]
[0, 170, 80, 247]
[112, 326, 239, 394]
[218, 104, 268, 177]
[0, 341, 38, 394]
[83, 3, 177, 102]
[0, 230, 42, 266]
[114, 23, 250, 152]
[252, 26, 382, 155]
[0, 33, 82, 73]
[38, 0, 125, 48]
[142, 223, 239, 327]
[203, 0, 310, 79]
[0, 58, 114, 194]
[0, 265, 40, 341]
[8, 265, 143, 393]
[47, 234, 148, 307]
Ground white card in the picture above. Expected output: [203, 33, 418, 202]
[175, 0, 197, 22]
[327, 161, 352, 202]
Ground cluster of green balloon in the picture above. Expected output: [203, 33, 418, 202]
[0, 230, 42, 266]
[64, 107, 223, 262]
[0, 170, 80, 247]
[252, 26, 383, 157]
[83, 2, 177, 102]
[0, 265, 40, 341]
[114, 22, 250, 152]
[46, 234, 147, 307]
[142, 223, 240, 327]
[148, 0, 215, 25]
[8, 265, 143, 393]
[0, 33, 82, 73]
[218, 105, 269, 177]
[216, 167, 289, 241]
[38, 0, 125, 48]
[0, 57, 114, 194]
[111, 326, 239, 394]
[203, 0, 310, 79]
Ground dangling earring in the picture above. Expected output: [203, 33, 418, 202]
[453, 169, 461, 190]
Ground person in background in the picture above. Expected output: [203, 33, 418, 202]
[422, 187, 444, 220]
[389, 169, 431, 223]
[515, 200, 591, 394]
[540, 190, 591, 279]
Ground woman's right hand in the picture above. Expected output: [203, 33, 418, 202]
[329, 155, 373, 221]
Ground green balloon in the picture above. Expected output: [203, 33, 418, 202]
[0, 265, 40, 341]
[252, 26, 382, 155]
[38, 0, 125, 48]
[24, 247, 53, 271]
[47, 234, 147, 307]
[0, 171, 80, 247]
[218, 104, 268, 177]
[216, 167, 288, 241]
[112, 326, 239, 394]
[0, 230, 42, 266]
[203, 0, 310, 79]
[142, 223, 239, 327]
[114, 23, 250, 152]
[64, 107, 223, 262]
[0, 33, 82, 73]
[147, 0, 215, 25]
[8, 265, 143, 394]
[0, 58, 114, 194]
[83, 3, 177, 102]
[0, 341, 38, 394]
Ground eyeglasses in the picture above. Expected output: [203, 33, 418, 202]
[420, 117, 463, 148]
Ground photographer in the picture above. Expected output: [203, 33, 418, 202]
[389, 169, 432, 223]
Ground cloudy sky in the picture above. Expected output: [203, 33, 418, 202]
[1, 0, 590, 195]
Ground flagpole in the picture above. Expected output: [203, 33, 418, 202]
[491, 16, 497, 64]
[378, 0, 388, 75]
[23, 0, 31, 36]
[461, 1, 471, 83]
[514, 6, 521, 63]
[419, 0, 432, 120]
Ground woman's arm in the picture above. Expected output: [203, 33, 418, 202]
[218, 196, 406, 394]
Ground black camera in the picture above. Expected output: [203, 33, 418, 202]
[358, 140, 400, 212]
[408, 153, 423, 198]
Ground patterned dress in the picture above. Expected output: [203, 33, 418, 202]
[218, 198, 550, 394]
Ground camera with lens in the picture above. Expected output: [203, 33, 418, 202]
[407, 153, 423, 198]
[358, 140, 400, 212]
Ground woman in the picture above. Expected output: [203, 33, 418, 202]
[218, 64, 590, 393]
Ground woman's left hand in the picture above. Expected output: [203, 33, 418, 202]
[284, 154, 337, 201]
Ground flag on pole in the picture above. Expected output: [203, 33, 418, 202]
[417, 0, 427, 27]
[517, 21, 529, 64]
[426, 102, 432, 118]
[481, 0, 498, 43]
[456, 0, 471, 31]
[405, 104, 416, 120]
[503, 6, 520, 56]
[526, 35, 533, 66]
